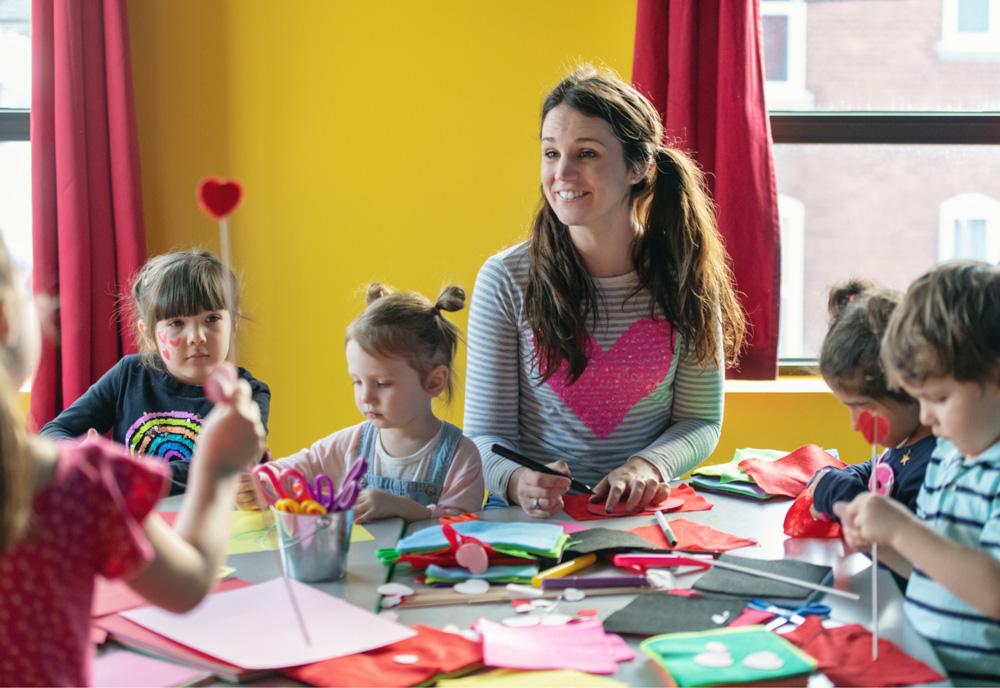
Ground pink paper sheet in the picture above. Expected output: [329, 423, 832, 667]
[121, 578, 415, 670]
[476, 618, 624, 675]
[92, 650, 207, 687]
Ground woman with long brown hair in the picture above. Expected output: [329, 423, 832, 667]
[464, 65, 744, 518]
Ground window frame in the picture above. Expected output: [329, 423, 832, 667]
[0, 108, 28, 140]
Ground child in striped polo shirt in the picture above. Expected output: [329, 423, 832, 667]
[837, 260, 1000, 686]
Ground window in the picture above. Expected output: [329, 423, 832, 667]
[939, 0, 1000, 58]
[762, 0, 1000, 362]
[761, 1, 813, 110]
[0, 0, 30, 305]
[939, 192, 1000, 262]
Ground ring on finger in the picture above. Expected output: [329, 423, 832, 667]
[533, 497, 541, 510]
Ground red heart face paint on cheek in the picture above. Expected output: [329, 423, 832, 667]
[162, 349, 171, 361]
[157, 330, 167, 344]
[169, 339, 180, 347]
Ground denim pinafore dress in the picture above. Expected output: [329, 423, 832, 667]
[356, 420, 461, 505]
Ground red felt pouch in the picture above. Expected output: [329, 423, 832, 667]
[783, 491, 843, 538]
[781, 616, 945, 687]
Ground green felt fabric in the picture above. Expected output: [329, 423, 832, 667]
[640, 626, 817, 687]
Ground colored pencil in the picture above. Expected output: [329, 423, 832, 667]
[491, 444, 594, 494]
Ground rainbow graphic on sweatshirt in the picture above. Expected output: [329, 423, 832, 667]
[125, 411, 203, 462]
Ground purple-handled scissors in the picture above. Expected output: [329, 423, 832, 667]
[332, 455, 368, 511]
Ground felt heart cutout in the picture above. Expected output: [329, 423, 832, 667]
[198, 178, 243, 220]
[858, 409, 889, 446]
[542, 319, 674, 439]
[455, 542, 489, 575]
[586, 495, 684, 516]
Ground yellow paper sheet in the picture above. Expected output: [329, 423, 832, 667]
[227, 511, 371, 555]
[438, 669, 626, 687]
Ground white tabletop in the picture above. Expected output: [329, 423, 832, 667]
[123, 490, 950, 687]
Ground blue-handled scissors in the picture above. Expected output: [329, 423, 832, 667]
[749, 598, 831, 631]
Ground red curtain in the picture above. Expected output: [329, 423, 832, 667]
[633, 0, 780, 379]
[29, 0, 146, 430]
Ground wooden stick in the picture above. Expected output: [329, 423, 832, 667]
[398, 585, 655, 609]
[871, 412, 880, 661]
[700, 557, 860, 601]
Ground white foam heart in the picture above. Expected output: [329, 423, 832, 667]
[540, 613, 573, 625]
[379, 611, 399, 622]
[377, 582, 415, 597]
[693, 651, 734, 668]
[705, 641, 729, 654]
[711, 610, 731, 625]
[393, 654, 419, 665]
[502, 615, 542, 627]
[563, 588, 586, 602]
[382, 595, 403, 608]
[453, 578, 491, 595]
[742, 651, 785, 671]
[506, 583, 543, 599]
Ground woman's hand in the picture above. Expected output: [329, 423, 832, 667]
[507, 465, 572, 518]
[591, 457, 668, 514]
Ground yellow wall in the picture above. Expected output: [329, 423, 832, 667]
[127, 1, 871, 467]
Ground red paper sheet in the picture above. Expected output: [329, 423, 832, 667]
[739, 444, 846, 498]
[628, 519, 757, 552]
[282, 624, 482, 687]
[783, 492, 843, 538]
[562, 483, 712, 521]
[782, 616, 945, 686]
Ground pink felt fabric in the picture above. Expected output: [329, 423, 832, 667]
[782, 616, 945, 686]
[562, 483, 712, 522]
[476, 618, 627, 674]
[542, 319, 674, 439]
[739, 444, 846, 498]
[628, 519, 757, 552]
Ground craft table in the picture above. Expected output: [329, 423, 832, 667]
[387, 489, 951, 687]
[97, 490, 951, 687]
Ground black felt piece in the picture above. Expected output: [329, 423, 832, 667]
[563, 527, 665, 556]
[691, 554, 832, 605]
[603, 593, 749, 636]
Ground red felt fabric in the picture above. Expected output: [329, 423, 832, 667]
[783, 616, 945, 687]
[632, 0, 780, 380]
[739, 445, 847, 498]
[563, 483, 712, 522]
[29, 0, 146, 431]
[282, 625, 482, 688]
[629, 519, 758, 552]
[784, 491, 843, 539]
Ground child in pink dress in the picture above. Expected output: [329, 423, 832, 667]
[0, 236, 266, 686]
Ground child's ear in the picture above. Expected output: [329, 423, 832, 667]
[425, 365, 449, 398]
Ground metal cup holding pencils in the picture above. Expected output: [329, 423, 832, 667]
[271, 506, 353, 582]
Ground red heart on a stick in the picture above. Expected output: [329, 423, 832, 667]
[858, 409, 890, 446]
[197, 178, 243, 220]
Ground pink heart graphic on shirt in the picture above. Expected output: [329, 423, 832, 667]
[541, 319, 674, 439]
[157, 330, 167, 344]
[169, 339, 180, 347]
